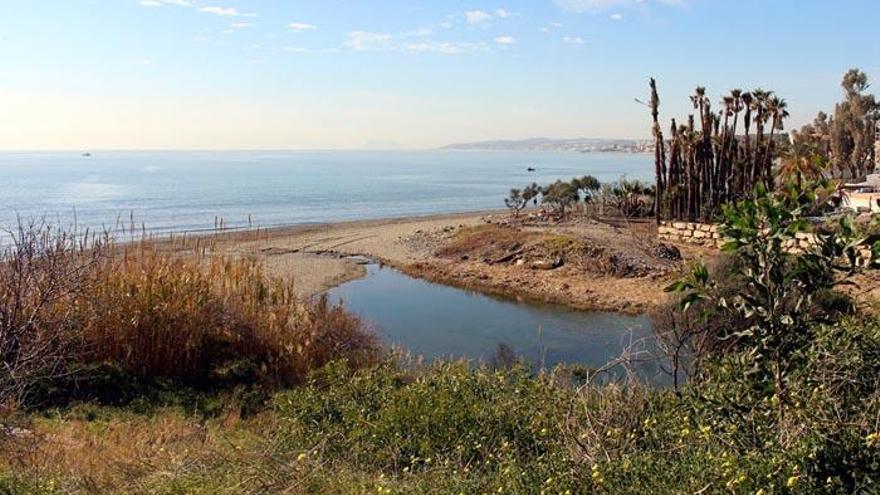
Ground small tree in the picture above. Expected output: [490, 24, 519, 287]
[523, 182, 541, 207]
[572, 175, 601, 214]
[778, 129, 829, 187]
[504, 183, 541, 218]
[542, 180, 579, 218]
[609, 178, 653, 218]
[504, 188, 528, 218]
[668, 183, 879, 427]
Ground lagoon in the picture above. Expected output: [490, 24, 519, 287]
[331, 263, 664, 381]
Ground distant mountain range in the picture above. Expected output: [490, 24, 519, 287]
[441, 137, 652, 153]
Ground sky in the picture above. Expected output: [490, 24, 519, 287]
[0, 0, 877, 150]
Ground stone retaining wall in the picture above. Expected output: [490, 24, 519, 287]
[658, 222, 872, 258]
[657, 221, 724, 248]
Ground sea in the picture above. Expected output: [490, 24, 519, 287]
[0, 150, 653, 236]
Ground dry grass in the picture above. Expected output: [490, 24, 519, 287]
[0, 223, 379, 410]
[434, 224, 532, 259]
[79, 244, 377, 386]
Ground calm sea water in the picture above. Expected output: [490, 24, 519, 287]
[331, 264, 664, 381]
[0, 150, 652, 235]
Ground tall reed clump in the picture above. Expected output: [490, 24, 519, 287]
[0, 221, 109, 410]
[0, 223, 378, 410]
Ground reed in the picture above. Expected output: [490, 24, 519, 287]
[0, 222, 378, 409]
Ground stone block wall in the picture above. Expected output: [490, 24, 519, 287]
[659, 222, 872, 259]
[657, 221, 724, 248]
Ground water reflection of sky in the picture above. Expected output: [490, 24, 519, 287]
[331, 264, 667, 383]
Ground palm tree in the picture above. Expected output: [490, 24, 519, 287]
[750, 89, 772, 186]
[778, 132, 826, 187]
[765, 95, 789, 189]
[650, 78, 665, 223]
[649, 80, 786, 223]
[740, 92, 754, 194]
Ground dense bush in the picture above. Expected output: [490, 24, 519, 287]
[272, 318, 875, 493]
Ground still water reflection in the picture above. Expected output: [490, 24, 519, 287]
[331, 264, 665, 382]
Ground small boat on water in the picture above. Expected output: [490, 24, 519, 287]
[527, 167, 536, 172]
[82, 152, 92, 157]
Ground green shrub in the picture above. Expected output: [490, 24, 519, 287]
[273, 361, 584, 492]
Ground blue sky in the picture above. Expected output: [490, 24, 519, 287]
[0, 0, 877, 149]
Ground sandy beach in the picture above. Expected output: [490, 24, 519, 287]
[218, 211, 492, 296]
[216, 209, 686, 314]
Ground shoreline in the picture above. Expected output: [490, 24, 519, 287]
[217, 209, 499, 298]
[213, 208, 679, 314]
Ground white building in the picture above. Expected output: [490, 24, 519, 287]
[841, 173, 880, 213]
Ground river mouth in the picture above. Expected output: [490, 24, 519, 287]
[330, 263, 666, 383]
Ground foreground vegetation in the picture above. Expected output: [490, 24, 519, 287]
[1, 180, 879, 494]
[1, 316, 877, 494]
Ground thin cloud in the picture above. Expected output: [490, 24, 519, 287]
[403, 41, 487, 54]
[541, 21, 564, 32]
[494, 36, 515, 45]
[345, 30, 489, 55]
[465, 10, 492, 25]
[401, 28, 433, 38]
[610, 13, 624, 20]
[556, 0, 684, 12]
[139, 0, 191, 6]
[198, 6, 257, 17]
[563, 36, 586, 44]
[346, 31, 394, 51]
[288, 22, 318, 31]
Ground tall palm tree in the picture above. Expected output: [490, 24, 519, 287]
[765, 96, 789, 189]
[741, 92, 754, 194]
[727, 89, 744, 197]
[650, 78, 665, 223]
[750, 89, 772, 186]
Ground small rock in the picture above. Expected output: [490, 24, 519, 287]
[531, 257, 563, 270]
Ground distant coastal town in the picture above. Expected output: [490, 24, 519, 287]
[441, 137, 654, 153]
